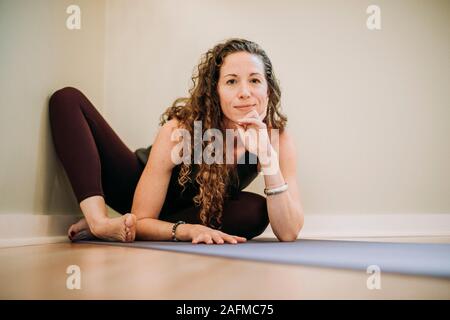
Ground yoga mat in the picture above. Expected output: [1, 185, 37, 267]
[80, 238, 450, 278]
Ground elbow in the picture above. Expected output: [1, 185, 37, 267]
[277, 234, 297, 242]
[276, 229, 300, 242]
[277, 218, 304, 242]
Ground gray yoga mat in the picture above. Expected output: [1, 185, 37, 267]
[80, 237, 450, 278]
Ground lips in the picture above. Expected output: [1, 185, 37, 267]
[234, 104, 256, 109]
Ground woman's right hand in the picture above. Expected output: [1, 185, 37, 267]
[187, 224, 247, 244]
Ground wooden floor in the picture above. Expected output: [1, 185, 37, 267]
[1, 236, 449, 299]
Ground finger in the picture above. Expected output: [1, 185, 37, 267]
[237, 109, 259, 123]
[225, 235, 247, 243]
[195, 234, 213, 244]
[192, 234, 205, 244]
[218, 232, 239, 244]
[245, 109, 260, 118]
[236, 121, 250, 133]
[252, 108, 267, 121]
[237, 117, 265, 128]
[205, 234, 214, 244]
[238, 113, 260, 124]
[225, 237, 238, 244]
[232, 235, 247, 242]
[211, 233, 224, 245]
[193, 235, 206, 244]
[237, 116, 261, 124]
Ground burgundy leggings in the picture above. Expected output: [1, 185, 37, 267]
[48, 87, 269, 239]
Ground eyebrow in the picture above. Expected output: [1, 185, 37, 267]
[224, 72, 263, 77]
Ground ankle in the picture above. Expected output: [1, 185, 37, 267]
[80, 196, 109, 227]
[86, 216, 109, 231]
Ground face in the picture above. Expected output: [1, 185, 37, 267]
[217, 51, 269, 128]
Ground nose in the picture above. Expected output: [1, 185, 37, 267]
[238, 83, 251, 99]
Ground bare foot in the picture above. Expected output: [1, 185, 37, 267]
[68, 214, 136, 243]
[90, 213, 136, 242]
[68, 218, 92, 241]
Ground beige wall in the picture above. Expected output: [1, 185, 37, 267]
[0, 0, 105, 215]
[104, 0, 449, 215]
[0, 0, 449, 221]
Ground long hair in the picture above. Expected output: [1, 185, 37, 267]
[160, 38, 287, 228]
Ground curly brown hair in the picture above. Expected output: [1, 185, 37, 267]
[160, 38, 287, 228]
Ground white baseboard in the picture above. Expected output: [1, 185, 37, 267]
[1, 213, 449, 248]
[0, 214, 80, 248]
[0, 236, 69, 248]
[260, 213, 450, 239]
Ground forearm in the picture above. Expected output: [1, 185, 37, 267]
[265, 188, 303, 241]
[135, 217, 193, 241]
[262, 154, 304, 241]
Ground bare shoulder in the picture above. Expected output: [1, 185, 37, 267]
[147, 118, 183, 172]
[160, 118, 182, 133]
[155, 118, 183, 145]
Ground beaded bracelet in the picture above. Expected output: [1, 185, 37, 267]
[264, 183, 288, 196]
[172, 221, 186, 241]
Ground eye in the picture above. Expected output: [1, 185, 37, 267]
[251, 78, 261, 84]
[226, 79, 236, 85]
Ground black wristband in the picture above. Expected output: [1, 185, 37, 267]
[171, 221, 186, 242]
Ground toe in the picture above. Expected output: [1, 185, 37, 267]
[124, 214, 136, 227]
[68, 225, 75, 239]
[125, 214, 136, 242]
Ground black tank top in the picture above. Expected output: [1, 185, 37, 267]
[135, 145, 259, 214]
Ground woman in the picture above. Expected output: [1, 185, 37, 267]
[49, 38, 304, 244]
